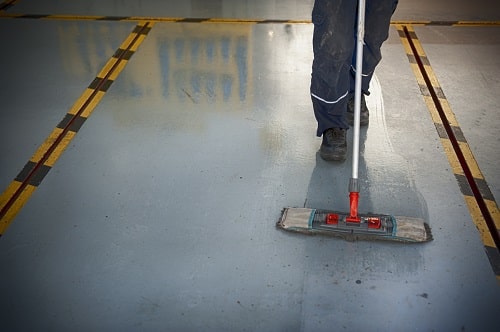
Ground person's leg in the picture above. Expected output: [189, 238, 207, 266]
[347, 0, 399, 125]
[350, 0, 398, 95]
[310, 0, 357, 137]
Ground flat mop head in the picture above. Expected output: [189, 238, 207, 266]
[277, 208, 432, 243]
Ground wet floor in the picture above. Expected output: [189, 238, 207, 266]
[1, 1, 500, 331]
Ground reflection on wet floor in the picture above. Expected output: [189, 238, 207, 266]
[157, 25, 250, 104]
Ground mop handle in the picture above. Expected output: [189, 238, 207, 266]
[349, 0, 365, 194]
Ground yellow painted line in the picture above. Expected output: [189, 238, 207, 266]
[437, 97, 459, 127]
[106, 61, 128, 81]
[81, 90, 107, 118]
[0, 184, 36, 235]
[464, 196, 496, 248]
[129, 16, 180, 23]
[396, 24, 500, 279]
[0, 181, 22, 208]
[454, 21, 500, 26]
[0, 21, 154, 236]
[393, 20, 500, 26]
[97, 56, 121, 78]
[67, 88, 95, 115]
[458, 141, 484, 180]
[18, 128, 74, 172]
[392, 20, 433, 26]
[45, 14, 110, 21]
[440, 139, 462, 174]
[29, 127, 64, 164]
[486, 199, 500, 230]
[45, 131, 76, 167]
[423, 96, 444, 125]
[129, 31, 149, 50]
[0, 12, 499, 26]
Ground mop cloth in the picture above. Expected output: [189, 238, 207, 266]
[277, 208, 432, 243]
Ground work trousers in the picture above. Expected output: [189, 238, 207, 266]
[311, 0, 398, 136]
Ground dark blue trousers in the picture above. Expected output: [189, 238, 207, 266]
[311, 0, 398, 136]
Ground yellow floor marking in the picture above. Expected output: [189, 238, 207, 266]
[0, 22, 153, 235]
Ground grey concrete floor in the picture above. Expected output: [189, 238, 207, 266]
[1, 1, 500, 331]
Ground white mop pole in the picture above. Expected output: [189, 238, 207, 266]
[352, 0, 365, 181]
[348, 0, 366, 219]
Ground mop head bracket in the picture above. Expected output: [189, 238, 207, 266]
[318, 210, 393, 235]
[327, 213, 382, 229]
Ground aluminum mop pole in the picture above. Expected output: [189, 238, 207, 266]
[347, 0, 366, 222]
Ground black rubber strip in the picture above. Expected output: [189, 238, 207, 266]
[485, 245, 500, 274]
[178, 18, 210, 23]
[14, 161, 51, 186]
[0, 0, 17, 11]
[113, 48, 134, 60]
[428, 21, 459, 26]
[18, 14, 49, 19]
[133, 25, 152, 34]
[97, 16, 129, 21]
[408, 54, 430, 65]
[88, 77, 114, 92]
[257, 19, 291, 24]
[57, 113, 87, 133]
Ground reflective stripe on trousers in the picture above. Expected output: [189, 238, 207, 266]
[310, 0, 398, 136]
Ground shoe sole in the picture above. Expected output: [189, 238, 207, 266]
[319, 148, 347, 162]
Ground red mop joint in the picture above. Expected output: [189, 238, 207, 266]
[325, 192, 382, 229]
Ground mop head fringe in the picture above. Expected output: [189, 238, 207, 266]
[277, 208, 433, 243]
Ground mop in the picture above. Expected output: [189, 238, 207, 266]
[277, 0, 432, 243]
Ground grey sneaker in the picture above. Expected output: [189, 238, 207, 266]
[347, 95, 369, 126]
[320, 128, 347, 161]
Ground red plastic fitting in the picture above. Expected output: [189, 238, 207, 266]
[326, 214, 339, 224]
[346, 192, 360, 222]
[367, 217, 382, 229]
